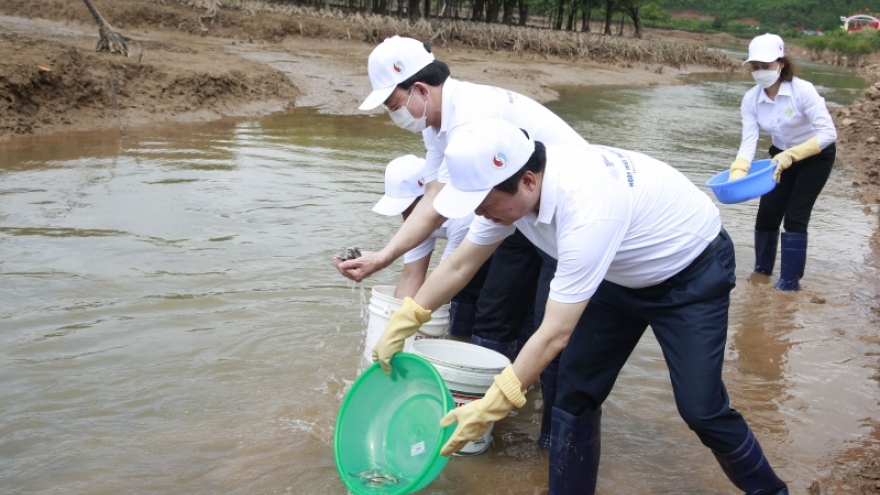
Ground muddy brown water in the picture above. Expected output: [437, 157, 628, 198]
[1, 60, 878, 494]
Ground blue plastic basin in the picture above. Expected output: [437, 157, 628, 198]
[705, 159, 777, 204]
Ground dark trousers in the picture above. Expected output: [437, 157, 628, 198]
[453, 257, 492, 305]
[472, 229, 542, 342]
[555, 229, 749, 453]
[520, 247, 560, 359]
[448, 257, 493, 336]
[756, 143, 835, 234]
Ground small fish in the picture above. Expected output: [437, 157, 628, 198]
[364, 479, 391, 488]
[350, 469, 377, 478]
[350, 467, 401, 487]
[370, 472, 399, 484]
[338, 247, 362, 261]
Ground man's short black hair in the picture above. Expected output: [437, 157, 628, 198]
[493, 139, 546, 195]
[397, 43, 451, 89]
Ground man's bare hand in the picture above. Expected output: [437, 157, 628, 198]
[332, 250, 384, 282]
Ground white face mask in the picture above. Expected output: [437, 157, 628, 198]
[388, 89, 428, 133]
[752, 67, 781, 89]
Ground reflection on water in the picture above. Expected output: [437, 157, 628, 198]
[1, 68, 879, 494]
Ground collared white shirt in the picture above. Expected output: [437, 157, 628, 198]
[403, 213, 475, 264]
[736, 77, 837, 162]
[466, 145, 721, 303]
[420, 78, 589, 183]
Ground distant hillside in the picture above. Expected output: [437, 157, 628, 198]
[662, 0, 880, 31]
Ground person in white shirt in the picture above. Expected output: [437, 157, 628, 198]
[372, 119, 789, 494]
[728, 33, 837, 291]
[372, 154, 489, 336]
[333, 36, 591, 447]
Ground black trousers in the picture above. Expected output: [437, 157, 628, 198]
[471, 229, 542, 343]
[756, 143, 836, 234]
[556, 229, 749, 453]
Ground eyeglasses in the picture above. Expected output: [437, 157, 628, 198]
[382, 89, 412, 113]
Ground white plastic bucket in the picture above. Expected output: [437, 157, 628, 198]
[363, 286, 449, 364]
[410, 339, 510, 455]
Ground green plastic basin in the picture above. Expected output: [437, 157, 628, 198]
[334, 353, 454, 495]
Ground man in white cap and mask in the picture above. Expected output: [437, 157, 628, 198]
[372, 118, 789, 494]
[334, 35, 592, 447]
[372, 154, 489, 336]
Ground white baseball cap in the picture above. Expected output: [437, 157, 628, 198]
[743, 33, 785, 66]
[434, 119, 535, 219]
[372, 155, 427, 216]
[359, 36, 435, 111]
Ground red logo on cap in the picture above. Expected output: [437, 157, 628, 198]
[492, 152, 508, 168]
[417, 178, 424, 187]
[393, 61, 404, 73]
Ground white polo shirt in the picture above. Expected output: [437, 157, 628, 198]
[466, 145, 721, 303]
[735, 77, 837, 162]
[421, 78, 589, 184]
[403, 213, 475, 264]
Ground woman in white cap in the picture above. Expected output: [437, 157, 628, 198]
[374, 118, 789, 494]
[372, 154, 489, 337]
[728, 33, 837, 291]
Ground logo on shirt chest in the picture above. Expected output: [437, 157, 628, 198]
[785, 107, 794, 117]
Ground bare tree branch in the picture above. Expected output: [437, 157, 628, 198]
[82, 0, 131, 57]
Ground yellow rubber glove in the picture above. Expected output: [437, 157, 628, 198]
[772, 136, 821, 182]
[728, 158, 751, 182]
[439, 365, 527, 456]
[371, 297, 432, 374]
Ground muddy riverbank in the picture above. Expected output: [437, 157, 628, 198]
[0, 0, 728, 142]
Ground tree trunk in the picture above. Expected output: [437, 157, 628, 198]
[82, 0, 131, 57]
[626, 5, 643, 39]
[486, 0, 501, 23]
[554, 0, 565, 30]
[471, 0, 485, 21]
[501, 0, 517, 25]
[517, 0, 529, 26]
[566, 0, 577, 31]
[603, 0, 614, 35]
[581, 8, 591, 32]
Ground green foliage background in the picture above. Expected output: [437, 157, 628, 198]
[660, 0, 880, 32]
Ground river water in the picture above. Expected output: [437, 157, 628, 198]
[1, 54, 878, 494]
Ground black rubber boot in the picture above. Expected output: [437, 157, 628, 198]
[549, 407, 601, 495]
[537, 362, 558, 449]
[471, 334, 518, 362]
[774, 232, 807, 291]
[754, 229, 779, 275]
[712, 428, 788, 495]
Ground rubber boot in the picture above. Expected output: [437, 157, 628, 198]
[754, 230, 779, 275]
[774, 232, 807, 291]
[549, 407, 601, 495]
[471, 334, 518, 362]
[712, 428, 788, 495]
[538, 362, 558, 449]
[448, 301, 477, 338]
